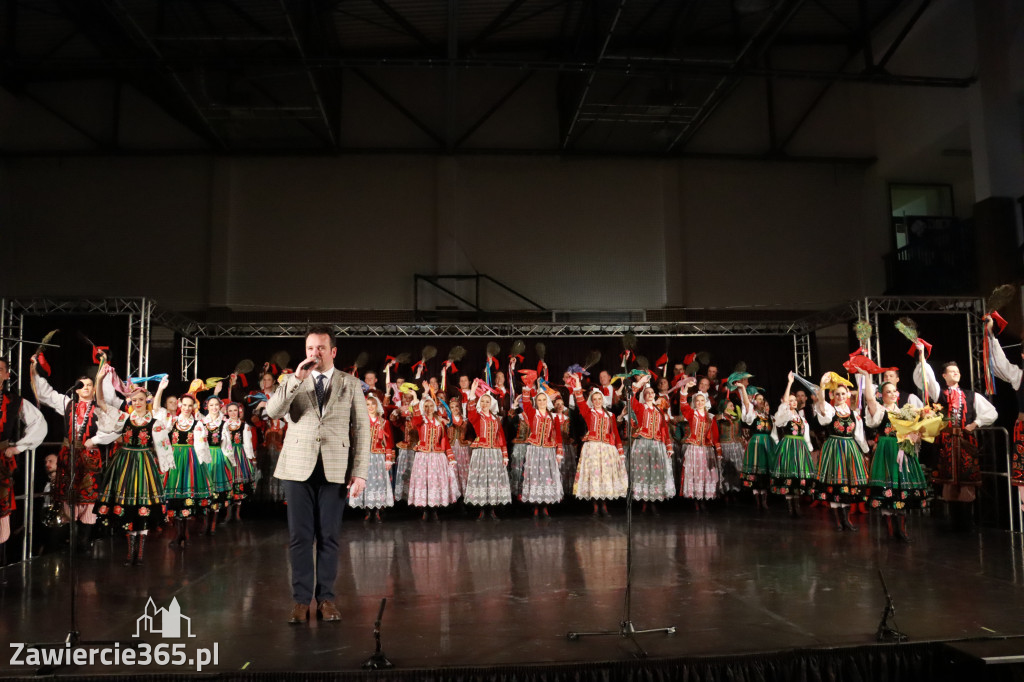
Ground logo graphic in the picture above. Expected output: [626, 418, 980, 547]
[134, 597, 196, 639]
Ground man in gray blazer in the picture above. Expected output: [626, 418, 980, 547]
[267, 327, 370, 624]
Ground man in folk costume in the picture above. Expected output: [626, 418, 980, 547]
[912, 340, 997, 529]
[881, 368, 924, 409]
[31, 353, 121, 553]
[984, 318, 1024, 506]
[0, 357, 47, 569]
[596, 371, 620, 412]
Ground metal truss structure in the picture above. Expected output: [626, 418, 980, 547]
[0, 0, 972, 158]
[0, 295, 986, 389]
[0, 297, 188, 391]
[851, 296, 985, 390]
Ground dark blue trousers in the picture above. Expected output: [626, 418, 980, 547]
[282, 458, 347, 604]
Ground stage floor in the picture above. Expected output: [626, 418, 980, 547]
[3, 503, 1024, 676]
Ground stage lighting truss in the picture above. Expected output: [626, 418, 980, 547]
[0, 296, 984, 390]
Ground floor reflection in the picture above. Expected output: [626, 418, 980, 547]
[3, 507, 1024, 673]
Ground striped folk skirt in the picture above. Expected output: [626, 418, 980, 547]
[94, 445, 165, 532]
[769, 435, 816, 496]
[741, 434, 774, 491]
[201, 445, 234, 510]
[163, 444, 214, 519]
[811, 436, 868, 505]
[867, 436, 929, 512]
[228, 443, 259, 501]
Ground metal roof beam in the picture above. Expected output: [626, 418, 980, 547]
[278, 0, 337, 149]
[466, 0, 529, 50]
[350, 67, 443, 147]
[877, 0, 932, 71]
[666, 0, 809, 154]
[561, 0, 628, 150]
[369, 0, 435, 50]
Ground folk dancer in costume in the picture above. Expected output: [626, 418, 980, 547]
[463, 382, 512, 520]
[596, 370, 620, 412]
[552, 395, 577, 499]
[913, 343, 997, 529]
[349, 394, 395, 522]
[222, 400, 257, 522]
[985, 319, 1024, 509]
[199, 390, 233, 535]
[389, 388, 418, 504]
[446, 393, 472, 495]
[519, 383, 563, 517]
[679, 390, 722, 511]
[163, 393, 214, 548]
[770, 372, 816, 518]
[402, 391, 460, 521]
[251, 370, 286, 501]
[569, 374, 627, 516]
[716, 399, 745, 500]
[0, 357, 47, 567]
[629, 375, 675, 514]
[31, 355, 120, 553]
[812, 374, 870, 532]
[881, 368, 924, 409]
[861, 370, 931, 542]
[93, 368, 172, 565]
[738, 382, 776, 511]
[507, 398, 531, 500]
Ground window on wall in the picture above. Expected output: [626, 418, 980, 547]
[885, 183, 973, 294]
[889, 183, 954, 250]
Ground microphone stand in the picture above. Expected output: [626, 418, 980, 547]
[29, 382, 137, 674]
[567, 376, 676, 658]
[875, 569, 908, 642]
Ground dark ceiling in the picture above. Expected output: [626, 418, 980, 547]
[0, 0, 973, 156]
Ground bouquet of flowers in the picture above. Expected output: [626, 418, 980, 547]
[890, 403, 945, 444]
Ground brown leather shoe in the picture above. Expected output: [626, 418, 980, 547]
[288, 603, 309, 624]
[317, 600, 341, 622]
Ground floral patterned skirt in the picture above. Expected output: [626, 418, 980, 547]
[741, 434, 773, 491]
[452, 440, 472, 494]
[719, 441, 744, 493]
[559, 440, 578, 497]
[163, 444, 214, 519]
[811, 436, 868, 504]
[770, 435, 815, 496]
[630, 437, 674, 501]
[349, 452, 395, 510]
[94, 446, 165, 532]
[508, 443, 528, 497]
[229, 444, 259, 500]
[201, 445, 234, 509]
[393, 448, 415, 502]
[520, 445, 563, 504]
[681, 444, 719, 500]
[867, 436, 929, 511]
[574, 441, 627, 500]
[464, 448, 511, 506]
[406, 450, 460, 508]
